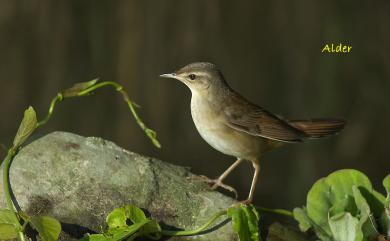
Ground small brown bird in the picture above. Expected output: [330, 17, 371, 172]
[161, 62, 345, 203]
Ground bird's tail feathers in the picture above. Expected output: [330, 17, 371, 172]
[288, 118, 346, 139]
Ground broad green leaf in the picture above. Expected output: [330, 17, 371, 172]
[77, 234, 108, 241]
[243, 205, 260, 241]
[381, 212, 390, 237]
[62, 79, 98, 97]
[329, 196, 357, 217]
[13, 106, 37, 148]
[352, 186, 377, 241]
[106, 205, 147, 229]
[382, 175, 390, 236]
[306, 178, 332, 235]
[123, 205, 147, 224]
[325, 170, 372, 204]
[228, 205, 250, 241]
[306, 170, 373, 236]
[137, 220, 161, 240]
[78, 220, 149, 241]
[107, 221, 148, 241]
[106, 208, 127, 229]
[0, 209, 19, 226]
[30, 216, 61, 241]
[293, 207, 312, 232]
[384, 175, 390, 194]
[329, 212, 359, 241]
[293, 207, 332, 240]
[0, 223, 18, 240]
[359, 188, 385, 218]
[227, 204, 260, 241]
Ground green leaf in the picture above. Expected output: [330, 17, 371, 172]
[106, 208, 127, 229]
[293, 207, 312, 232]
[78, 220, 149, 241]
[352, 186, 377, 241]
[243, 205, 260, 241]
[106, 205, 147, 229]
[30, 216, 61, 241]
[62, 79, 98, 97]
[293, 207, 332, 241]
[136, 220, 161, 240]
[77, 234, 108, 241]
[80, 205, 160, 241]
[329, 196, 357, 217]
[306, 169, 374, 236]
[381, 212, 390, 237]
[358, 188, 385, 218]
[329, 212, 359, 241]
[381, 175, 390, 236]
[227, 204, 260, 241]
[0, 223, 18, 240]
[306, 178, 333, 235]
[384, 175, 390, 193]
[107, 222, 148, 241]
[13, 106, 37, 148]
[0, 209, 19, 226]
[325, 170, 372, 203]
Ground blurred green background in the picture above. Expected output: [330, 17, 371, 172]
[0, 0, 389, 211]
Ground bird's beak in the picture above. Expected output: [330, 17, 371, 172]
[159, 73, 177, 79]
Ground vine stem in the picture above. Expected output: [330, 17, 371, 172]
[37, 81, 161, 148]
[2, 148, 26, 241]
[37, 93, 63, 127]
[78, 81, 161, 148]
[161, 210, 227, 236]
[255, 206, 293, 217]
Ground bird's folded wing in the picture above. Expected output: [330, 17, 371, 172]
[223, 103, 307, 142]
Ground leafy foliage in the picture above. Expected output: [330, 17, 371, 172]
[78, 204, 260, 241]
[0, 209, 61, 241]
[13, 106, 37, 148]
[30, 216, 61, 241]
[0, 209, 19, 239]
[61, 79, 98, 97]
[382, 175, 390, 237]
[2, 82, 162, 241]
[227, 204, 260, 241]
[78, 205, 161, 241]
[294, 169, 390, 241]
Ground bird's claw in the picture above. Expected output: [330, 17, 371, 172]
[237, 199, 252, 205]
[195, 175, 238, 199]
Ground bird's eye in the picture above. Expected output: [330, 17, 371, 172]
[188, 74, 196, 80]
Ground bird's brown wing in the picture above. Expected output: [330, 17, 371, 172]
[223, 93, 307, 142]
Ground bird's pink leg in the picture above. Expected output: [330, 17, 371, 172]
[241, 162, 260, 204]
[199, 158, 243, 198]
[211, 158, 243, 188]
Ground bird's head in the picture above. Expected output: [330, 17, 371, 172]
[160, 62, 226, 93]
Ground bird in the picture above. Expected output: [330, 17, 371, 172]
[160, 62, 345, 203]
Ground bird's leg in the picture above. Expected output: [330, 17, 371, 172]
[199, 158, 243, 198]
[241, 162, 260, 204]
[211, 158, 243, 190]
[212, 158, 243, 188]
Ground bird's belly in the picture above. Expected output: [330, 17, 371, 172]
[197, 124, 262, 159]
[191, 100, 269, 160]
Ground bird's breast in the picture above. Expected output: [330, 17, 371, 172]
[190, 95, 270, 160]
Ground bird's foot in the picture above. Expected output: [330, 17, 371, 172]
[231, 199, 252, 207]
[238, 199, 252, 205]
[196, 175, 238, 199]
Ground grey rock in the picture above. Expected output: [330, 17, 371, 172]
[0, 132, 236, 241]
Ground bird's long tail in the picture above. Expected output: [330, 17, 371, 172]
[288, 119, 346, 138]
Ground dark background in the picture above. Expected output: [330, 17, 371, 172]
[0, 0, 389, 211]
